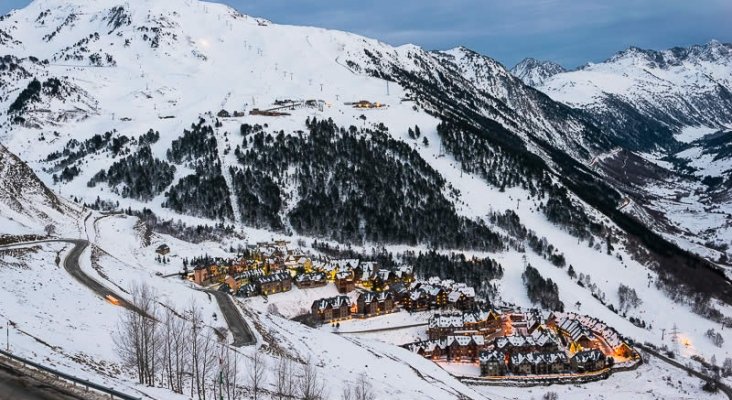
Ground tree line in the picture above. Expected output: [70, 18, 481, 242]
[163, 119, 234, 221]
[522, 265, 564, 311]
[232, 117, 505, 251]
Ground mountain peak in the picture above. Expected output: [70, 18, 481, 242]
[510, 57, 566, 87]
[607, 41, 732, 68]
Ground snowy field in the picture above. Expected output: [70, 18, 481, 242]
[0, 1, 730, 398]
[474, 355, 727, 400]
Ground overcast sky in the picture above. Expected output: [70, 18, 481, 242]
[2, 0, 730, 68]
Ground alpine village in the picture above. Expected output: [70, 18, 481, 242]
[176, 240, 641, 382]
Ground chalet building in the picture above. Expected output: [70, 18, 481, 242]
[409, 335, 485, 362]
[507, 311, 542, 335]
[388, 282, 409, 303]
[429, 310, 502, 340]
[295, 272, 327, 289]
[224, 275, 238, 293]
[464, 310, 502, 333]
[447, 290, 475, 311]
[570, 349, 607, 372]
[404, 290, 430, 312]
[556, 317, 594, 352]
[479, 351, 506, 376]
[393, 266, 415, 283]
[192, 266, 210, 285]
[155, 244, 170, 255]
[311, 296, 352, 323]
[285, 255, 313, 272]
[445, 335, 485, 362]
[354, 261, 379, 285]
[335, 271, 356, 293]
[236, 283, 259, 298]
[403, 283, 448, 311]
[429, 286, 448, 308]
[508, 353, 535, 375]
[549, 312, 638, 360]
[505, 350, 571, 375]
[234, 269, 265, 284]
[356, 291, 395, 317]
[409, 340, 445, 360]
[494, 331, 560, 355]
[429, 313, 465, 339]
[256, 272, 292, 295]
[545, 352, 570, 374]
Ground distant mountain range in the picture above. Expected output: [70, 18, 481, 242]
[512, 40, 732, 151]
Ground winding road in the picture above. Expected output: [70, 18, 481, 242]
[1, 235, 255, 347]
[0, 239, 146, 316]
[206, 290, 256, 347]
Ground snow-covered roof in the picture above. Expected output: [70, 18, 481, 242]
[359, 291, 392, 304]
[295, 272, 326, 283]
[256, 272, 291, 284]
[479, 350, 504, 363]
[572, 349, 604, 364]
[235, 269, 265, 280]
[312, 295, 351, 311]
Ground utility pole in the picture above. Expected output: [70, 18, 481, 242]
[6, 320, 9, 352]
[386, 80, 390, 96]
[670, 324, 680, 354]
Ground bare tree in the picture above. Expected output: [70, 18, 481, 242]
[341, 386, 353, 400]
[112, 282, 160, 386]
[188, 300, 218, 400]
[274, 357, 297, 400]
[298, 358, 327, 400]
[353, 373, 375, 400]
[160, 303, 188, 394]
[44, 224, 56, 236]
[247, 348, 268, 400]
[219, 345, 241, 400]
[543, 392, 559, 400]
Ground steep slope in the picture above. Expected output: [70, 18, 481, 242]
[0, 143, 80, 236]
[511, 57, 567, 87]
[0, 0, 729, 341]
[535, 41, 732, 151]
[0, 2, 731, 398]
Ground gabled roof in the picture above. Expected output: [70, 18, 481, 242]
[296, 272, 326, 283]
[572, 349, 605, 364]
[479, 350, 504, 363]
[312, 295, 352, 311]
[256, 272, 291, 284]
[359, 291, 392, 304]
[448, 291, 463, 303]
[235, 269, 265, 280]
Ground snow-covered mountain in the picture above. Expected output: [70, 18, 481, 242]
[511, 57, 567, 87]
[530, 41, 732, 151]
[510, 41, 732, 268]
[0, 0, 728, 304]
[0, 143, 81, 236]
[1, 1, 732, 398]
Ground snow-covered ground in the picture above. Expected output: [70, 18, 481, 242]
[675, 126, 718, 144]
[1, 187, 730, 399]
[474, 355, 727, 400]
[0, 1, 730, 398]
